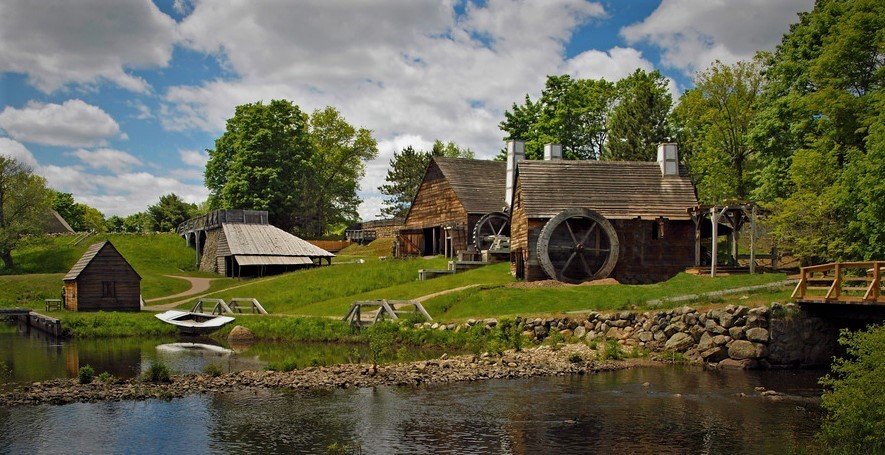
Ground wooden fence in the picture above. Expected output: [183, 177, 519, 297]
[791, 261, 883, 303]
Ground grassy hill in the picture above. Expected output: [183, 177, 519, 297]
[0, 233, 213, 307]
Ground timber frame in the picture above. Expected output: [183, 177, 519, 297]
[689, 203, 758, 277]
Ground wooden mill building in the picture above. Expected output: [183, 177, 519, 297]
[510, 143, 700, 284]
[63, 241, 141, 311]
[178, 209, 334, 277]
[396, 157, 506, 257]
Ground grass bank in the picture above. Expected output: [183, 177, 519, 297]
[422, 272, 790, 319]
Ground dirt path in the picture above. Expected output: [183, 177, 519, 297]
[144, 276, 216, 310]
[413, 284, 488, 303]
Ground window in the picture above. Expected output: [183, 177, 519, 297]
[651, 219, 666, 240]
[102, 281, 116, 298]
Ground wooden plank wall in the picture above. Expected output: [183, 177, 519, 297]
[73, 249, 141, 311]
[404, 162, 468, 230]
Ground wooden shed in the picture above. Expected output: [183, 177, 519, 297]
[510, 144, 700, 284]
[395, 157, 506, 257]
[63, 241, 141, 311]
[179, 210, 335, 277]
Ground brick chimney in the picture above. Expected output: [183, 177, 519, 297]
[505, 140, 525, 208]
[657, 143, 679, 176]
[543, 143, 562, 160]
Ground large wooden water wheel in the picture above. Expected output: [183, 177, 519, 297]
[473, 211, 510, 252]
[537, 208, 619, 283]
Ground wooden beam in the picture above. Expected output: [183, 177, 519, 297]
[749, 205, 756, 274]
[825, 263, 842, 300]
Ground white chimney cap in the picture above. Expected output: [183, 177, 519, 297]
[657, 143, 679, 176]
[543, 144, 562, 160]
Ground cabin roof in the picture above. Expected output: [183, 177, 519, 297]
[64, 241, 141, 281]
[46, 210, 74, 234]
[222, 223, 335, 258]
[515, 160, 698, 220]
[432, 157, 507, 214]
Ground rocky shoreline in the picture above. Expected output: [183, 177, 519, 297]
[0, 344, 655, 407]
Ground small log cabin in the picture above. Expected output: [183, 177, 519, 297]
[510, 143, 701, 284]
[63, 241, 141, 311]
[396, 157, 506, 257]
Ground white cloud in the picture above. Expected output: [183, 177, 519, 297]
[164, 0, 610, 159]
[179, 149, 209, 168]
[0, 137, 38, 168]
[128, 100, 154, 121]
[563, 47, 654, 81]
[0, 100, 122, 147]
[71, 148, 143, 173]
[620, 0, 813, 75]
[0, 0, 178, 93]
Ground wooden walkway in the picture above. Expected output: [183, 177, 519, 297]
[343, 300, 432, 327]
[792, 261, 883, 305]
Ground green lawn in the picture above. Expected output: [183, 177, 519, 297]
[171, 256, 453, 314]
[421, 272, 790, 320]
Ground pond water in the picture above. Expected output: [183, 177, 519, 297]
[0, 324, 447, 386]
[0, 366, 824, 453]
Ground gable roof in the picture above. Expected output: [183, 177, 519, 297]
[64, 241, 140, 281]
[431, 157, 507, 214]
[45, 210, 74, 234]
[222, 223, 335, 258]
[515, 160, 698, 220]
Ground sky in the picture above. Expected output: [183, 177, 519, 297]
[0, 0, 814, 220]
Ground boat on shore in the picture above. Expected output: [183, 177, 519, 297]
[155, 311, 235, 335]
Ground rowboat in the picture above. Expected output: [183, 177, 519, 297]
[155, 310, 235, 335]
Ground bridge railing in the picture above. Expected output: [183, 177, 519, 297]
[791, 261, 883, 303]
[177, 209, 269, 235]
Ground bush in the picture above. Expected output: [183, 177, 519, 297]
[142, 361, 172, 383]
[267, 359, 299, 372]
[498, 318, 524, 352]
[78, 365, 95, 384]
[203, 363, 223, 377]
[97, 371, 114, 383]
[568, 353, 583, 363]
[365, 322, 398, 373]
[818, 325, 885, 454]
[601, 340, 624, 361]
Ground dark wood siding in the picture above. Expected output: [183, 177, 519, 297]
[404, 161, 468, 230]
[65, 244, 140, 311]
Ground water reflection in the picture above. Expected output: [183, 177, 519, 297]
[0, 367, 823, 454]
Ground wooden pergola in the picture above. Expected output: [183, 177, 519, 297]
[689, 203, 759, 277]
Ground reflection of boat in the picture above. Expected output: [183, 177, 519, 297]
[155, 342, 234, 356]
[155, 311, 235, 335]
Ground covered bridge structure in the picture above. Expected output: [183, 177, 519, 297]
[395, 157, 506, 258]
[179, 209, 334, 277]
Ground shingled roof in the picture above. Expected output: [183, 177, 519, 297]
[64, 241, 140, 281]
[222, 224, 334, 258]
[432, 157, 507, 214]
[515, 160, 698, 220]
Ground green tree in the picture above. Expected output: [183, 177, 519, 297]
[748, 0, 883, 262]
[206, 100, 376, 236]
[147, 193, 198, 233]
[0, 156, 52, 268]
[300, 107, 378, 237]
[819, 325, 885, 453]
[206, 99, 313, 232]
[671, 59, 765, 202]
[500, 75, 617, 159]
[604, 69, 673, 161]
[378, 140, 472, 219]
[122, 212, 153, 233]
[50, 191, 86, 231]
[106, 215, 125, 233]
[81, 205, 106, 233]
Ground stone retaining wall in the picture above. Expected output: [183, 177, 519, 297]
[436, 303, 838, 369]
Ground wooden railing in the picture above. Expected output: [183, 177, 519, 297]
[791, 261, 883, 303]
[177, 209, 268, 234]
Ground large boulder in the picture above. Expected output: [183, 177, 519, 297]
[227, 325, 255, 342]
[664, 332, 695, 352]
[728, 340, 766, 360]
[701, 346, 729, 362]
[573, 326, 587, 339]
[746, 327, 770, 343]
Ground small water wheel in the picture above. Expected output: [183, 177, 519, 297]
[536, 208, 619, 283]
[473, 211, 510, 252]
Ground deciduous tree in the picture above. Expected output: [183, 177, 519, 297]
[604, 69, 673, 161]
[0, 156, 51, 269]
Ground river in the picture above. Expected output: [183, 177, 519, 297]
[0, 325, 825, 454]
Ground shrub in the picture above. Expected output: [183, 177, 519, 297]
[267, 359, 299, 372]
[142, 361, 172, 383]
[601, 340, 624, 361]
[365, 322, 398, 374]
[78, 365, 95, 384]
[97, 371, 114, 383]
[818, 325, 885, 454]
[203, 363, 223, 377]
[568, 353, 583, 363]
[498, 318, 524, 352]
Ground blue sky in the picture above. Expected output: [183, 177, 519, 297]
[0, 0, 813, 219]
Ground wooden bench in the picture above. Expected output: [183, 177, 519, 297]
[44, 299, 63, 312]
